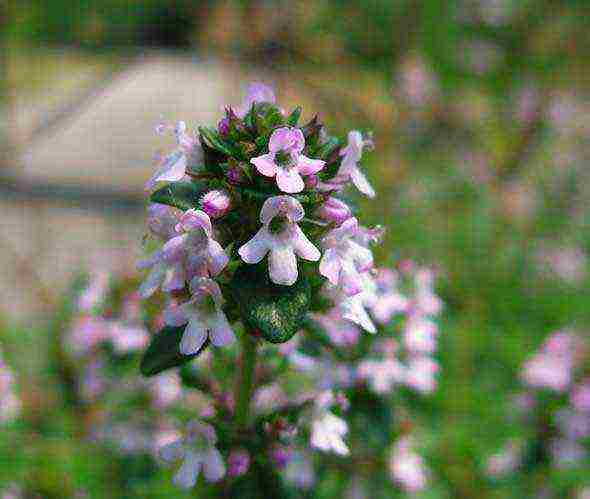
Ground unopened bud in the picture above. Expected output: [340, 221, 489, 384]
[201, 190, 231, 219]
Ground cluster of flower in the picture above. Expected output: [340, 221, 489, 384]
[137, 83, 443, 493]
[487, 329, 589, 484]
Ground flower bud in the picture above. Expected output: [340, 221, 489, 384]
[201, 190, 231, 219]
[227, 166, 244, 185]
[317, 197, 352, 225]
[227, 448, 250, 477]
[269, 445, 292, 469]
[304, 174, 319, 189]
[218, 117, 230, 136]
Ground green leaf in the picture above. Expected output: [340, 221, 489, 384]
[140, 325, 209, 376]
[198, 126, 239, 158]
[149, 181, 205, 211]
[286, 106, 302, 126]
[230, 264, 311, 344]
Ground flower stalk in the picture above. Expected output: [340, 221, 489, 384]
[235, 331, 258, 428]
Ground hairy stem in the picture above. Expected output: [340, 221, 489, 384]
[235, 331, 258, 428]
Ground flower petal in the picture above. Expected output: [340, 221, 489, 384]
[173, 451, 201, 489]
[350, 167, 376, 198]
[163, 303, 190, 327]
[269, 246, 298, 285]
[139, 263, 166, 298]
[202, 448, 226, 482]
[155, 151, 187, 183]
[292, 226, 321, 261]
[297, 155, 325, 176]
[260, 196, 304, 224]
[238, 228, 271, 264]
[251, 153, 278, 177]
[209, 312, 235, 347]
[276, 167, 305, 193]
[207, 239, 229, 276]
[178, 209, 213, 237]
[319, 249, 342, 286]
[180, 318, 208, 355]
[162, 235, 186, 262]
[159, 440, 185, 462]
[162, 262, 186, 292]
[269, 127, 304, 154]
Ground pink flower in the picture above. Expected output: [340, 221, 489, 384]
[310, 391, 349, 456]
[236, 82, 276, 118]
[251, 127, 325, 193]
[77, 272, 109, 312]
[316, 197, 352, 225]
[357, 358, 404, 394]
[109, 323, 149, 354]
[159, 420, 225, 489]
[149, 373, 183, 408]
[337, 130, 376, 198]
[404, 356, 439, 393]
[238, 196, 320, 285]
[146, 122, 198, 190]
[389, 438, 428, 492]
[571, 379, 590, 412]
[403, 315, 438, 354]
[164, 277, 235, 355]
[319, 218, 374, 296]
[164, 209, 229, 278]
[200, 190, 231, 219]
[370, 268, 409, 324]
[227, 449, 250, 477]
[68, 316, 111, 354]
[314, 309, 360, 348]
[146, 203, 180, 241]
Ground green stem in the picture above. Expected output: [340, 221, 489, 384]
[235, 332, 258, 428]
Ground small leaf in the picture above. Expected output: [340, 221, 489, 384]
[286, 106, 302, 126]
[198, 126, 239, 158]
[230, 264, 311, 344]
[140, 325, 209, 376]
[150, 181, 206, 211]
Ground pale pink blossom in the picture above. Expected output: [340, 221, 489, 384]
[239, 196, 320, 285]
[77, 272, 109, 312]
[159, 420, 225, 489]
[164, 277, 235, 355]
[109, 323, 149, 354]
[146, 121, 199, 190]
[389, 437, 428, 492]
[370, 268, 409, 324]
[485, 440, 523, 477]
[571, 379, 590, 412]
[357, 358, 404, 394]
[404, 356, 439, 393]
[319, 218, 374, 296]
[314, 309, 360, 348]
[337, 131, 375, 198]
[310, 391, 349, 456]
[251, 127, 325, 193]
[403, 315, 438, 354]
[236, 82, 276, 118]
[317, 197, 352, 225]
[149, 372, 183, 408]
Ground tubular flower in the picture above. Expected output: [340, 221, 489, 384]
[319, 217, 374, 296]
[337, 130, 376, 198]
[163, 277, 235, 355]
[251, 127, 325, 193]
[239, 196, 320, 285]
[159, 421, 225, 489]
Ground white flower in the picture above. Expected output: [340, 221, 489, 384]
[164, 277, 235, 355]
[389, 437, 428, 492]
[146, 121, 200, 190]
[160, 420, 225, 489]
[319, 217, 374, 296]
[310, 391, 349, 456]
[238, 196, 320, 285]
[337, 130, 376, 198]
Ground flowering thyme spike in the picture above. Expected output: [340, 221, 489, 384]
[135, 82, 445, 493]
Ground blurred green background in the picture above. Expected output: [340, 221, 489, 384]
[1, 0, 589, 497]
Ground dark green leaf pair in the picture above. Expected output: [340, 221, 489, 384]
[149, 181, 206, 211]
[231, 264, 311, 344]
[140, 325, 209, 376]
